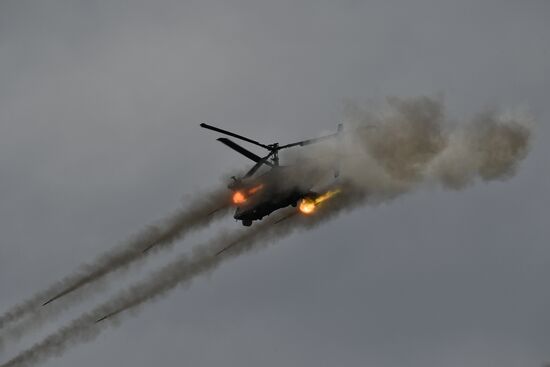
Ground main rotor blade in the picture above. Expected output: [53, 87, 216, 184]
[200, 123, 271, 150]
[217, 138, 274, 166]
[278, 131, 340, 150]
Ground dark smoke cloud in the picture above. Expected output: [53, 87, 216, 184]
[427, 109, 531, 189]
[0, 96, 533, 367]
[0, 187, 231, 345]
[315, 96, 532, 195]
[358, 96, 447, 181]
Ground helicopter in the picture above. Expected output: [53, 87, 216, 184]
[200, 123, 343, 226]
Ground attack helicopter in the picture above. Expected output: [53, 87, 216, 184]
[200, 123, 342, 226]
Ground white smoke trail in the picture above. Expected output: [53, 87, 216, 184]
[0, 187, 231, 344]
[0, 201, 357, 367]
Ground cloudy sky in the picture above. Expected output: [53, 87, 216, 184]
[1, 0, 549, 366]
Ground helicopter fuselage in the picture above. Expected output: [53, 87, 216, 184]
[200, 122, 341, 226]
[229, 167, 317, 226]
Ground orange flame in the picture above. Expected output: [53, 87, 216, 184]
[248, 184, 264, 195]
[232, 191, 246, 204]
[299, 198, 316, 214]
[315, 189, 341, 204]
[232, 184, 264, 205]
[298, 189, 341, 215]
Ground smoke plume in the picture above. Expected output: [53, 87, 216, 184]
[307, 96, 531, 197]
[0, 96, 532, 367]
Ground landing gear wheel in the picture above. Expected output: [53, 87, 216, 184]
[242, 219, 253, 227]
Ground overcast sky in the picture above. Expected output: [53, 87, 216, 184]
[1, 0, 549, 366]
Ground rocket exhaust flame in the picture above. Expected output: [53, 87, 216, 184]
[232, 184, 264, 205]
[232, 191, 246, 204]
[298, 198, 316, 214]
[248, 184, 264, 194]
[299, 189, 341, 214]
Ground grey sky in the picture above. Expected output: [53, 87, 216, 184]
[1, 0, 549, 366]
